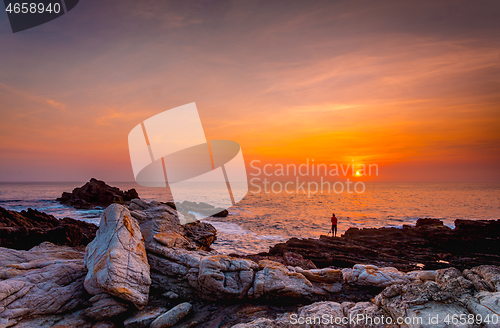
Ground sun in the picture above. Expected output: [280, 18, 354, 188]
[355, 170, 361, 176]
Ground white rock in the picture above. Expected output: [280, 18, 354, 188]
[198, 255, 257, 300]
[249, 260, 313, 299]
[84, 204, 151, 308]
[343, 264, 408, 287]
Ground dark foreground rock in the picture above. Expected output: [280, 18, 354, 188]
[57, 178, 139, 209]
[0, 206, 97, 250]
[265, 218, 500, 272]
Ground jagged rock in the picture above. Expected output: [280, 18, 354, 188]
[249, 260, 313, 299]
[0, 206, 97, 249]
[57, 178, 139, 209]
[198, 255, 258, 300]
[150, 302, 192, 328]
[345, 302, 397, 328]
[84, 204, 150, 308]
[373, 266, 490, 328]
[343, 264, 408, 288]
[84, 294, 129, 321]
[283, 252, 316, 270]
[0, 244, 87, 327]
[132, 201, 217, 250]
[464, 265, 500, 292]
[267, 218, 500, 271]
[123, 307, 167, 328]
[183, 221, 217, 250]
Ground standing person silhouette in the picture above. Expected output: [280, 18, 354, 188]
[331, 213, 338, 237]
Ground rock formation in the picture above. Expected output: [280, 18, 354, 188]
[0, 243, 88, 327]
[2, 199, 500, 327]
[0, 206, 97, 249]
[84, 204, 151, 308]
[266, 218, 500, 271]
[57, 178, 139, 209]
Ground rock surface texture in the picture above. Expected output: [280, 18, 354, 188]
[2, 199, 500, 327]
[0, 206, 97, 249]
[57, 178, 139, 209]
[0, 243, 88, 327]
[84, 204, 151, 308]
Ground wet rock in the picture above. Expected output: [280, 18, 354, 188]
[84, 204, 151, 308]
[176, 201, 228, 217]
[123, 307, 167, 328]
[0, 206, 97, 250]
[57, 178, 139, 209]
[150, 302, 192, 328]
[84, 294, 129, 321]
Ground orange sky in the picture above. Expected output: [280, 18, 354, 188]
[0, 0, 499, 182]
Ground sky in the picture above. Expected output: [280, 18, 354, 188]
[0, 0, 499, 182]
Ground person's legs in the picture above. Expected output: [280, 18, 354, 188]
[333, 225, 337, 237]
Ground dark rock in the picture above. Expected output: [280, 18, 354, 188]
[415, 218, 444, 228]
[0, 206, 97, 250]
[265, 219, 500, 272]
[57, 178, 139, 209]
[183, 221, 217, 250]
[176, 201, 229, 218]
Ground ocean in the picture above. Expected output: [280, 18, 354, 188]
[1, 182, 499, 255]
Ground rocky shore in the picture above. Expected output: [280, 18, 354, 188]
[1, 199, 500, 327]
[260, 218, 500, 272]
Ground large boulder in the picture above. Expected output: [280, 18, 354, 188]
[57, 178, 139, 209]
[0, 206, 97, 250]
[198, 255, 258, 300]
[84, 204, 151, 308]
[249, 260, 314, 299]
[0, 243, 88, 327]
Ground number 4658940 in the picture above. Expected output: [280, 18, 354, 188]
[5, 2, 61, 14]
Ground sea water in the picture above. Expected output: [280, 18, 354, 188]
[0, 182, 499, 254]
